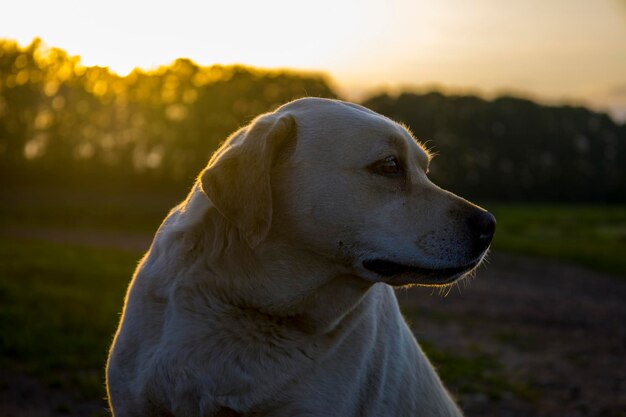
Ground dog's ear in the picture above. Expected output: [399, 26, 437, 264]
[200, 113, 296, 248]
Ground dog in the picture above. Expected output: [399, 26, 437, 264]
[107, 98, 495, 417]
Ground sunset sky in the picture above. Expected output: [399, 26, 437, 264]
[2, 0, 626, 120]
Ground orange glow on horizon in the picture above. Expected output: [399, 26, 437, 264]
[1, 0, 626, 119]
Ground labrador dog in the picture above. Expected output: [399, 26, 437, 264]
[107, 98, 495, 417]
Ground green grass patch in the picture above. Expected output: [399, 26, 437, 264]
[0, 237, 139, 398]
[488, 204, 626, 276]
[422, 342, 537, 402]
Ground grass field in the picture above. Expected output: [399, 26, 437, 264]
[1, 185, 625, 415]
[0, 238, 136, 414]
[488, 203, 626, 276]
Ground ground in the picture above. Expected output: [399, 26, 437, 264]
[1, 225, 624, 417]
[401, 252, 626, 417]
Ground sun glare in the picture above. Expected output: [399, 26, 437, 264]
[2, 0, 394, 77]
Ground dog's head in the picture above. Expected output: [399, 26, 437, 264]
[201, 98, 494, 287]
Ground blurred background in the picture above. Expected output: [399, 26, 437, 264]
[1, 1, 625, 416]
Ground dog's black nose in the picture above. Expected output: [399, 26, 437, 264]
[466, 211, 496, 243]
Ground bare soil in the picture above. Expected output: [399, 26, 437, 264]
[1, 229, 625, 417]
[400, 252, 626, 417]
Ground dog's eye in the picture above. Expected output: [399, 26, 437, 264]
[371, 156, 402, 177]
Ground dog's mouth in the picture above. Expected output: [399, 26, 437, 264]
[362, 258, 481, 286]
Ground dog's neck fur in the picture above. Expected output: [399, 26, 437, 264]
[161, 183, 374, 336]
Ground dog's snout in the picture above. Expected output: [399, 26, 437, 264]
[466, 211, 496, 243]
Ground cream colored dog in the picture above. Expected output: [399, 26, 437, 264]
[107, 98, 495, 417]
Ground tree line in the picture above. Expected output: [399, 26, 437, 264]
[0, 38, 336, 187]
[1, 38, 625, 201]
[364, 93, 626, 201]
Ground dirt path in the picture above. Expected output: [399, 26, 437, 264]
[2, 228, 625, 416]
[400, 252, 626, 417]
